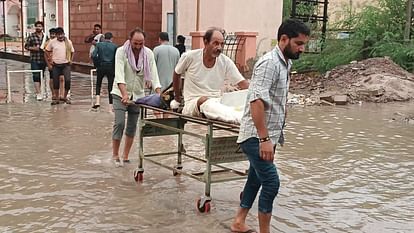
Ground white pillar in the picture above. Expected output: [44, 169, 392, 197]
[22, 0, 27, 37]
[4, 2, 8, 35]
[63, 0, 69, 37]
[38, 0, 43, 22]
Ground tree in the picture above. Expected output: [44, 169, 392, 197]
[404, 0, 413, 41]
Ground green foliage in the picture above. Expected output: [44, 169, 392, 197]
[293, 38, 362, 72]
[371, 40, 414, 71]
[294, 0, 414, 73]
[352, 0, 406, 41]
[283, 0, 319, 20]
[283, 0, 292, 20]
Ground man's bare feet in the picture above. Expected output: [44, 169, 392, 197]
[230, 222, 257, 233]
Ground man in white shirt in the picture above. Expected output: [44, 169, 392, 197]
[172, 27, 249, 119]
[110, 27, 161, 167]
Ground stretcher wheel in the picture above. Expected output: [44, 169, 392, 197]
[173, 165, 183, 176]
[134, 170, 144, 182]
[196, 198, 211, 213]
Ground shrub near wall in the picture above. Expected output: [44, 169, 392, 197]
[293, 0, 414, 73]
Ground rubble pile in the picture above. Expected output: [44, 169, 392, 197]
[290, 57, 414, 105]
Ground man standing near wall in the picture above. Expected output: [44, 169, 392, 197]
[84, 24, 104, 63]
[41, 28, 59, 99]
[25, 21, 46, 101]
[174, 35, 186, 56]
[153, 32, 180, 92]
[230, 19, 310, 233]
[45, 27, 75, 105]
[153, 32, 180, 117]
[91, 32, 118, 111]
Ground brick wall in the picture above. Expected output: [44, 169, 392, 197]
[70, 0, 162, 63]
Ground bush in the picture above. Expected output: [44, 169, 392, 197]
[371, 40, 414, 71]
[294, 38, 362, 73]
[291, 0, 413, 73]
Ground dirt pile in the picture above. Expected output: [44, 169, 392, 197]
[290, 57, 414, 104]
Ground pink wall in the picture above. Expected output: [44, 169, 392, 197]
[57, 0, 64, 27]
[163, 0, 282, 55]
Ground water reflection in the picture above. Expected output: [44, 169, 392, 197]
[275, 104, 414, 233]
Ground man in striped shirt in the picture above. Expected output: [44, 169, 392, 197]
[231, 19, 310, 233]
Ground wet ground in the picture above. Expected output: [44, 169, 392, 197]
[0, 58, 413, 232]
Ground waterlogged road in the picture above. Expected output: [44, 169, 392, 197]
[0, 58, 413, 232]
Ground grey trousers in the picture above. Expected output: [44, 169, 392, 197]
[112, 94, 140, 140]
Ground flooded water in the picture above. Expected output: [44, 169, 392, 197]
[0, 58, 413, 232]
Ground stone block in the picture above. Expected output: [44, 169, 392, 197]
[319, 93, 334, 103]
[334, 95, 348, 105]
[320, 100, 335, 106]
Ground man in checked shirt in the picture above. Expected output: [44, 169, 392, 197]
[25, 21, 46, 101]
[231, 19, 310, 233]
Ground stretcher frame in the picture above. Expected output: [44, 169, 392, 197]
[134, 104, 248, 212]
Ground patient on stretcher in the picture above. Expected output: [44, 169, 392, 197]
[170, 27, 249, 124]
[174, 90, 248, 124]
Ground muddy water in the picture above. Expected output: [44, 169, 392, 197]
[0, 58, 413, 232]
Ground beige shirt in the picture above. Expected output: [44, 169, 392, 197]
[45, 38, 75, 64]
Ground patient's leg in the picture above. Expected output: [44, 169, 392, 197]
[199, 98, 242, 124]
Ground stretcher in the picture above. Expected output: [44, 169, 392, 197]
[133, 104, 248, 213]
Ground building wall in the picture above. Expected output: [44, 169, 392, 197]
[223, 0, 283, 56]
[44, 0, 57, 32]
[70, 0, 162, 63]
[162, 0, 283, 56]
[329, 0, 376, 23]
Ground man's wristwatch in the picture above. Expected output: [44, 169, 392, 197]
[259, 136, 271, 143]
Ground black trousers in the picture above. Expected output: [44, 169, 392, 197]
[96, 65, 115, 104]
[52, 63, 71, 91]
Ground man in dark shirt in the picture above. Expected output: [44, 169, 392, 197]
[25, 21, 46, 101]
[91, 32, 117, 111]
[174, 35, 186, 56]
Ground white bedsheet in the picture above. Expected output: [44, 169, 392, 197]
[200, 90, 248, 124]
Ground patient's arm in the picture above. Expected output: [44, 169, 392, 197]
[173, 71, 182, 102]
[237, 79, 249, 90]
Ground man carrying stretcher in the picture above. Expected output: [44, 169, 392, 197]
[171, 27, 249, 123]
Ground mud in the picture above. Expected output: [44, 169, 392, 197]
[290, 57, 414, 104]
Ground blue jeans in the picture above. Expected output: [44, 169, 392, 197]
[239, 137, 280, 213]
[30, 61, 46, 82]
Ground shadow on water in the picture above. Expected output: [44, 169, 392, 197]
[0, 58, 413, 232]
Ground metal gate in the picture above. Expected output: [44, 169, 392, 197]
[222, 34, 246, 71]
[291, 0, 329, 52]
